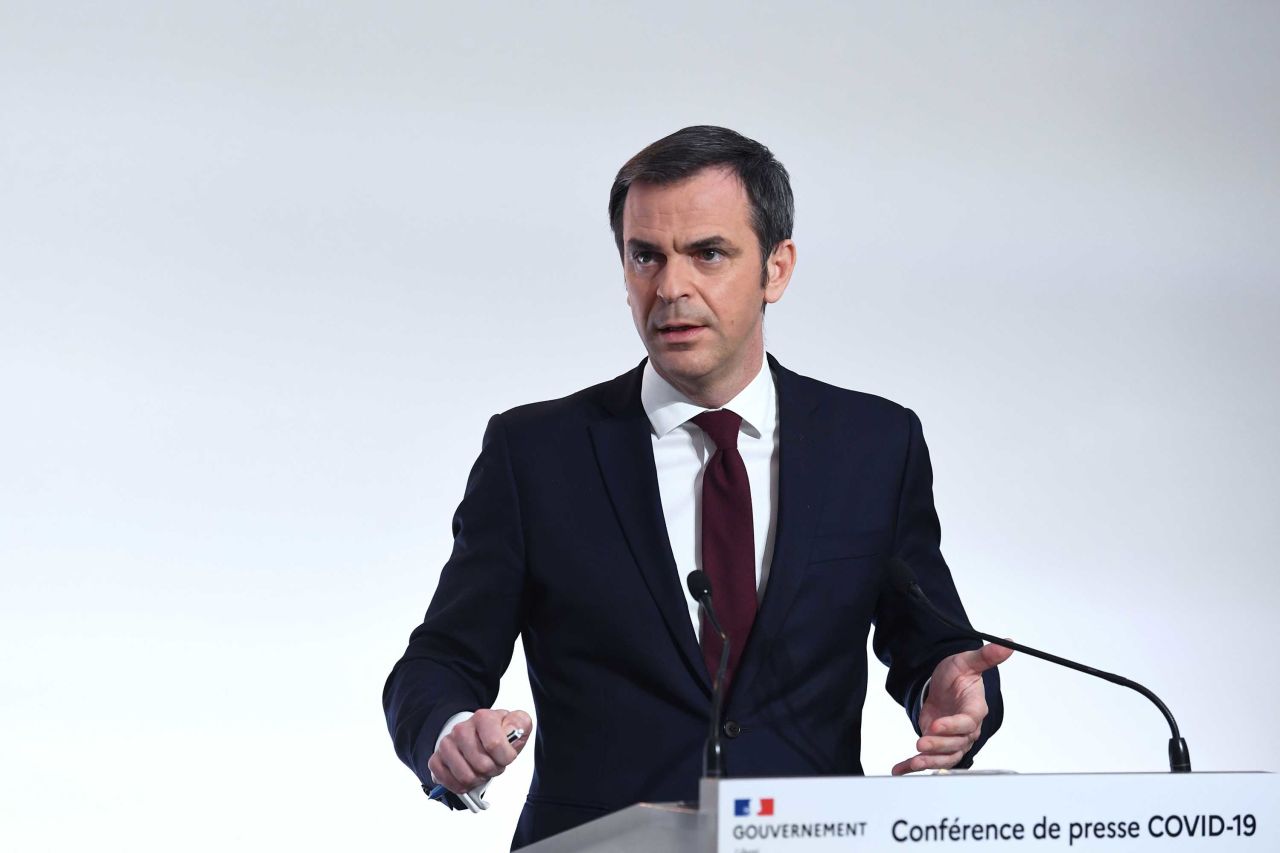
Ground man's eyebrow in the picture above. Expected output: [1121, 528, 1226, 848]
[684, 235, 738, 254]
[625, 238, 662, 254]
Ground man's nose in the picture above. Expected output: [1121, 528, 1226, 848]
[654, 259, 694, 303]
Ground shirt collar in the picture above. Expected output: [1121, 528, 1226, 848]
[641, 353, 775, 440]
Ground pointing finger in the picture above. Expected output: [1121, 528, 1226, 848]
[891, 757, 915, 776]
[892, 750, 966, 775]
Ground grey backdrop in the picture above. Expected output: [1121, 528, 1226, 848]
[2, 2, 1277, 850]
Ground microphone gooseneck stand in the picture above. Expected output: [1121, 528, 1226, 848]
[686, 570, 732, 778]
[887, 557, 1191, 773]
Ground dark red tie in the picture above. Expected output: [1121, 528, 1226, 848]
[692, 410, 756, 691]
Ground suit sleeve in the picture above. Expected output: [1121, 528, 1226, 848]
[383, 414, 527, 789]
[870, 408, 1003, 766]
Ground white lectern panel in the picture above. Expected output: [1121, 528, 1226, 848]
[710, 773, 1274, 852]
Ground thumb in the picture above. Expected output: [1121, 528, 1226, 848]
[952, 642, 1013, 676]
[977, 641, 1014, 670]
[501, 710, 534, 748]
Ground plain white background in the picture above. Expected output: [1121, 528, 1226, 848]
[2, 2, 1277, 850]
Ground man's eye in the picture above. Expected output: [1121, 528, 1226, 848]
[698, 249, 723, 262]
[633, 251, 655, 265]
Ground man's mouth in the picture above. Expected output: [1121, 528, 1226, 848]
[656, 323, 706, 342]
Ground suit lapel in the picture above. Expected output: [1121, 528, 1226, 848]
[589, 362, 712, 696]
[731, 355, 832, 700]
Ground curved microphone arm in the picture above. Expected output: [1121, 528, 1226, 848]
[888, 558, 1191, 773]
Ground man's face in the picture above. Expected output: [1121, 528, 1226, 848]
[621, 167, 793, 400]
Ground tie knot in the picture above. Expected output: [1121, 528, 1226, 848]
[692, 409, 742, 450]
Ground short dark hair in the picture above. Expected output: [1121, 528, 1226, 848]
[608, 125, 794, 269]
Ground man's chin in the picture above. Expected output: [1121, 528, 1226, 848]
[647, 351, 716, 386]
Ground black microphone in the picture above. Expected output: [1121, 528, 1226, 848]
[887, 557, 1191, 773]
[686, 570, 731, 778]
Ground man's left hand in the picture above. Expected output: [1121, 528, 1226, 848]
[891, 643, 1013, 776]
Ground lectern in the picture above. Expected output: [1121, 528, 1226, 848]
[521, 772, 1276, 851]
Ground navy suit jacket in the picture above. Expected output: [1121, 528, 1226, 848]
[384, 355, 1001, 849]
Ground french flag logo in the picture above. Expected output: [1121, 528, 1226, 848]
[734, 797, 775, 817]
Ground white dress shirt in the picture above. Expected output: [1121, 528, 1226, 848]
[640, 354, 779, 637]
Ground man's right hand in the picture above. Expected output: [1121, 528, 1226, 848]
[428, 708, 533, 795]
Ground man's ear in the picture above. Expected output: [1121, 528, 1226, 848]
[763, 239, 797, 305]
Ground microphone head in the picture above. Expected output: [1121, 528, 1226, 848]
[886, 557, 920, 596]
[686, 570, 712, 601]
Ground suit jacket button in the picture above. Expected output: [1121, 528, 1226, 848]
[723, 720, 742, 738]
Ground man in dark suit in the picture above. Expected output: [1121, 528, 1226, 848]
[384, 126, 1009, 849]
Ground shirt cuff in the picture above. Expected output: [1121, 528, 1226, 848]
[911, 676, 933, 731]
[435, 711, 475, 755]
